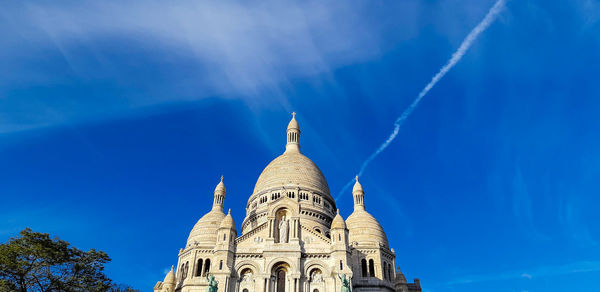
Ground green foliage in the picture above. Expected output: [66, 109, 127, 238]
[0, 228, 138, 292]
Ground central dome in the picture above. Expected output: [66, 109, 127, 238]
[249, 113, 332, 203]
[252, 150, 331, 198]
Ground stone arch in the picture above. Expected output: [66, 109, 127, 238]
[235, 261, 261, 277]
[304, 261, 329, 292]
[267, 259, 294, 274]
[313, 226, 322, 234]
[368, 259, 375, 277]
[268, 200, 299, 217]
[361, 259, 368, 277]
[237, 263, 258, 292]
[269, 261, 291, 292]
[303, 260, 331, 277]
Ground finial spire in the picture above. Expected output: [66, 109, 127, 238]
[352, 176, 365, 211]
[220, 175, 224, 182]
[285, 112, 301, 152]
[227, 208, 231, 215]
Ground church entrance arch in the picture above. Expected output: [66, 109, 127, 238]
[270, 262, 290, 292]
[276, 269, 285, 292]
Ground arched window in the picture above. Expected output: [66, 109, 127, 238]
[223, 233, 226, 241]
[384, 263, 388, 280]
[338, 234, 341, 241]
[184, 261, 189, 279]
[368, 259, 375, 277]
[219, 260, 223, 270]
[180, 263, 186, 280]
[361, 259, 368, 277]
[204, 259, 211, 276]
[388, 263, 393, 280]
[196, 259, 203, 277]
[340, 260, 343, 270]
[243, 289, 249, 292]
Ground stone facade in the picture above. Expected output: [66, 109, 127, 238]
[154, 113, 421, 292]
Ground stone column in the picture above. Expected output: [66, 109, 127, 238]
[289, 218, 296, 240]
[267, 217, 276, 241]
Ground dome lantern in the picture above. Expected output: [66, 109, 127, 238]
[285, 112, 301, 153]
[352, 176, 365, 211]
[212, 176, 226, 211]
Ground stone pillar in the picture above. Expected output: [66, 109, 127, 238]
[267, 217, 276, 241]
[234, 279, 240, 292]
[290, 217, 300, 242]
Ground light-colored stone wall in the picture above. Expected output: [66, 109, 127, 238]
[154, 115, 421, 292]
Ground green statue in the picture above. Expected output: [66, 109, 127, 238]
[338, 274, 352, 292]
[206, 274, 219, 292]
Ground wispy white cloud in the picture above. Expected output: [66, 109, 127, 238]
[511, 164, 549, 241]
[521, 273, 532, 279]
[0, 0, 388, 134]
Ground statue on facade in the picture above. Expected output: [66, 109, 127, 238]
[206, 274, 219, 292]
[278, 216, 289, 243]
[243, 271, 253, 282]
[338, 274, 351, 292]
[311, 271, 323, 283]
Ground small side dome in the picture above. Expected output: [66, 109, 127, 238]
[219, 209, 236, 231]
[346, 209, 389, 247]
[163, 266, 176, 284]
[187, 209, 226, 246]
[331, 209, 346, 229]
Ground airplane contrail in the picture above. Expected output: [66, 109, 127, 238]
[336, 0, 506, 201]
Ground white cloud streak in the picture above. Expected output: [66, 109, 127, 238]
[336, 0, 506, 200]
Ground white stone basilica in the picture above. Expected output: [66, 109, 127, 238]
[155, 114, 421, 292]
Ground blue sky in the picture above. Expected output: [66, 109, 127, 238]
[1, 0, 600, 291]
